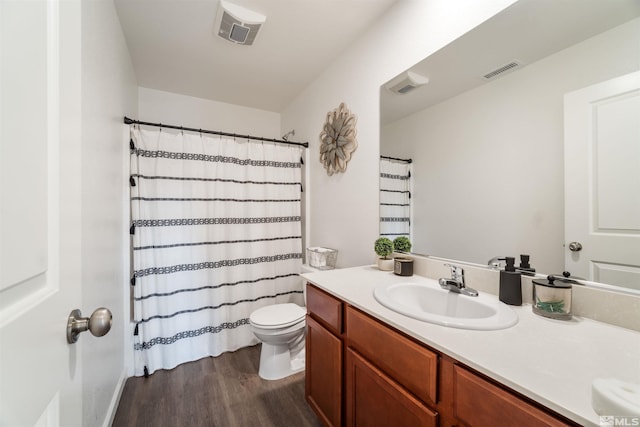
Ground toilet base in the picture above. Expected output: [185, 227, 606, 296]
[258, 341, 305, 380]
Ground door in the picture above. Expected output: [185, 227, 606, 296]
[1, 1, 83, 426]
[345, 349, 438, 427]
[564, 71, 640, 291]
[305, 315, 342, 427]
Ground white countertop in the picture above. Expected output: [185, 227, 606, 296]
[301, 265, 640, 427]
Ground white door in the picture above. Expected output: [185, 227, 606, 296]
[1, 1, 83, 426]
[564, 71, 640, 291]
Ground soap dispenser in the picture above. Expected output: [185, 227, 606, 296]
[518, 254, 536, 275]
[499, 256, 522, 305]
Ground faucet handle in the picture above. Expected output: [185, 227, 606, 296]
[444, 263, 464, 282]
[444, 263, 461, 271]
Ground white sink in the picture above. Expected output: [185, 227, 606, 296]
[373, 280, 518, 330]
[592, 378, 640, 417]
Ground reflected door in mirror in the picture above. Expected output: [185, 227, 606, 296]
[564, 71, 640, 291]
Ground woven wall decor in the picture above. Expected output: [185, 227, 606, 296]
[319, 102, 358, 175]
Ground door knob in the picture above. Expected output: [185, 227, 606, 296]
[66, 307, 112, 344]
[568, 241, 583, 252]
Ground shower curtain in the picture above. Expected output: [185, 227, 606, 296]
[130, 127, 303, 376]
[379, 158, 411, 240]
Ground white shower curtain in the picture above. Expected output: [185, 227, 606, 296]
[130, 127, 303, 376]
[379, 158, 411, 240]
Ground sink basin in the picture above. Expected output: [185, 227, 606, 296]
[373, 280, 518, 330]
[592, 378, 640, 417]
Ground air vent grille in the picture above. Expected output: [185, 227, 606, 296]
[384, 71, 429, 94]
[215, 1, 265, 46]
[482, 61, 522, 80]
[397, 84, 416, 94]
[219, 11, 262, 45]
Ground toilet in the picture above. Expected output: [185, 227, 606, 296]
[249, 265, 315, 380]
[249, 302, 306, 380]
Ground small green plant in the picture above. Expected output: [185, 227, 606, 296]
[374, 237, 394, 259]
[393, 236, 412, 253]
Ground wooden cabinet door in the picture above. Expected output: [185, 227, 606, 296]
[306, 315, 342, 427]
[346, 306, 438, 405]
[345, 349, 438, 427]
[453, 365, 574, 427]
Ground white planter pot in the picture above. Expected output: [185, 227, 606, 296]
[377, 258, 394, 271]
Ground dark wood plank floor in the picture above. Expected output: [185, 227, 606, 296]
[112, 345, 322, 427]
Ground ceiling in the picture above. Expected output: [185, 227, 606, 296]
[380, 0, 640, 125]
[114, 0, 398, 113]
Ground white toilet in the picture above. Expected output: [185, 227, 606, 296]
[249, 265, 315, 380]
[249, 302, 306, 380]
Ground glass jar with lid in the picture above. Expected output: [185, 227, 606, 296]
[532, 275, 573, 320]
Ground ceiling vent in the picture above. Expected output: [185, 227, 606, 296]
[215, 0, 266, 46]
[385, 71, 429, 94]
[482, 61, 523, 81]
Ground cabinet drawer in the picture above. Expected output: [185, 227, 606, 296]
[453, 364, 574, 427]
[346, 348, 438, 427]
[346, 306, 438, 405]
[306, 284, 343, 335]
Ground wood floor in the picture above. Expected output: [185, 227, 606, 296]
[112, 345, 322, 427]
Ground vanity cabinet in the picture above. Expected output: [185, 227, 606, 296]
[345, 348, 438, 427]
[346, 306, 438, 405]
[345, 307, 438, 427]
[305, 283, 577, 427]
[452, 364, 571, 427]
[305, 285, 343, 427]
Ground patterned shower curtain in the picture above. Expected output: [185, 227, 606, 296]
[129, 127, 303, 376]
[379, 158, 411, 240]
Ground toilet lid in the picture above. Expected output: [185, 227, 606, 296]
[250, 303, 306, 329]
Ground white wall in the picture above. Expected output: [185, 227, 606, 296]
[281, 0, 518, 268]
[81, 1, 138, 425]
[138, 87, 281, 138]
[382, 17, 640, 273]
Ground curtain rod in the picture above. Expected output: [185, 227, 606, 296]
[124, 116, 309, 148]
[381, 155, 412, 163]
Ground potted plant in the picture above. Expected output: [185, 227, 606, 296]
[393, 236, 412, 253]
[374, 237, 394, 271]
[392, 236, 413, 275]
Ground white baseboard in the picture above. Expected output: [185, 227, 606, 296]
[103, 369, 128, 427]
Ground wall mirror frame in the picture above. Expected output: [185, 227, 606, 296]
[380, 0, 640, 294]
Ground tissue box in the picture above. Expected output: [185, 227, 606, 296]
[306, 247, 338, 270]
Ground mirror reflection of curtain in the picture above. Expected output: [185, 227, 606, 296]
[379, 158, 411, 240]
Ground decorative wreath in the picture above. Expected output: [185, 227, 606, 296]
[319, 102, 358, 176]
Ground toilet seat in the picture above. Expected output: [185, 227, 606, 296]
[249, 303, 305, 329]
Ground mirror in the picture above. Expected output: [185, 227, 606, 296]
[380, 0, 640, 292]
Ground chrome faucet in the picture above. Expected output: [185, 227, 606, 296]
[439, 263, 479, 297]
[487, 256, 506, 269]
